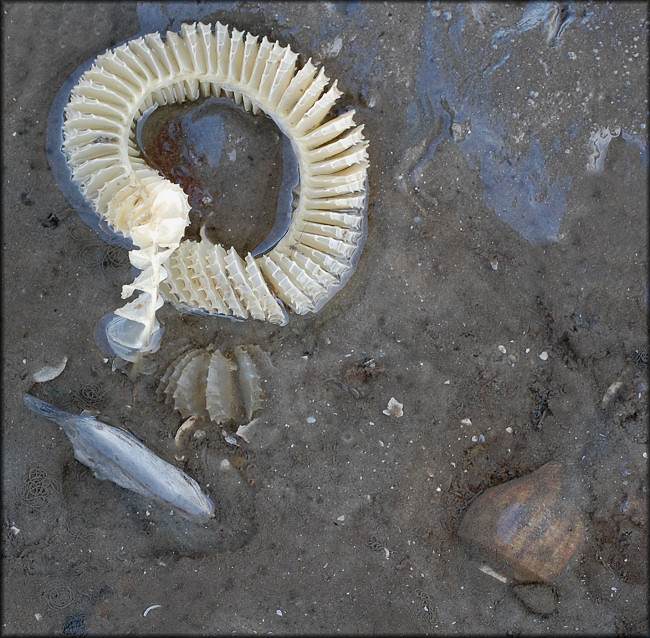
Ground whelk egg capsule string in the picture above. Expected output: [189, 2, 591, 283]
[48, 22, 369, 375]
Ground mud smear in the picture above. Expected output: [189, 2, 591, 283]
[139, 96, 296, 256]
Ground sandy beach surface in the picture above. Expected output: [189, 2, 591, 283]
[2, 2, 647, 634]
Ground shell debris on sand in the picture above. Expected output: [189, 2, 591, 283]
[383, 397, 403, 417]
[173, 415, 203, 461]
[159, 344, 265, 426]
[33, 356, 68, 383]
[457, 459, 586, 582]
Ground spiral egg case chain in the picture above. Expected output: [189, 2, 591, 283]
[62, 21, 369, 367]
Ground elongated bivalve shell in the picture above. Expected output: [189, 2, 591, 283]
[23, 394, 215, 522]
[457, 460, 586, 582]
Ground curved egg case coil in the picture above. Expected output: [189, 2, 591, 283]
[60, 22, 369, 374]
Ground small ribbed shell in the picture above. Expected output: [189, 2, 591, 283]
[62, 22, 369, 351]
[158, 344, 264, 425]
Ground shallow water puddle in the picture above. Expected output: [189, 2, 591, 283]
[405, 3, 647, 244]
[139, 97, 296, 256]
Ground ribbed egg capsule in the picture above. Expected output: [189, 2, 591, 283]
[234, 345, 264, 420]
[158, 344, 265, 425]
[206, 350, 237, 424]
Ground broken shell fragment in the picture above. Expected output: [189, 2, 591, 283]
[457, 460, 586, 582]
[383, 397, 403, 417]
[235, 420, 258, 443]
[173, 415, 201, 461]
[33, 356, 68, 383]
